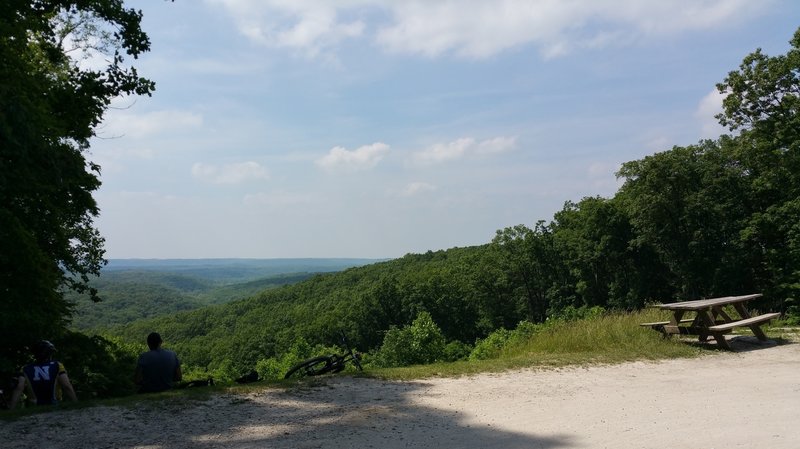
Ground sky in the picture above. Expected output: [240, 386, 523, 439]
[87, 0, 800, 259]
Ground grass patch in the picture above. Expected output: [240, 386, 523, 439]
[367, 310, 703, 381]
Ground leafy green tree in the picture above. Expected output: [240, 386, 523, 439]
[617, 138, 761, 299]
[715, 27, 800, 307]
[716, 28, 800, 141]
[491, 223, 563, 322]
[0, 1, 155, 373]
[550, 197, 670, 310]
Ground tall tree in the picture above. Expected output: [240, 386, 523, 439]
[550, 196, 671, 310]
[716, 27, 800, 307]
[0, 1, 155, 372]
[617, 27, 800, 307]
[492, 223, 563, 322]
[616, 140, 752, 299]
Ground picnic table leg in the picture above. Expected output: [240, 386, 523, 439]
[711, 306, 733, 324]
[697, 309, 730, 350]
[659, 311, 687, 338]
[732, 303, 769, 341]
[690, 311, 711, 342]
[670, 311, 685, 326]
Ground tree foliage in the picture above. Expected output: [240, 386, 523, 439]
[715, 27, 800, 305]
[0, 1, 154, 373]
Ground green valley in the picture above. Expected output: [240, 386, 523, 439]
[67, 259, 380, 331]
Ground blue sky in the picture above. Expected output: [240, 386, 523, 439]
[88, 0, 800, 259]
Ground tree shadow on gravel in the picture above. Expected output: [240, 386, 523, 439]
[683, 335, 786, 353]
[2, 377, 573, 449]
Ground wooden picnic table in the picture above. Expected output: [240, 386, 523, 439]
[642, 294, 780, 350]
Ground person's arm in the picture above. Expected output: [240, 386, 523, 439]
[7, 376, 26, 409]
[57, 372, 77, 402]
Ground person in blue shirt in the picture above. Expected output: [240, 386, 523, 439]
[135, 332, 182, 393]
[8, 340, 78, 409]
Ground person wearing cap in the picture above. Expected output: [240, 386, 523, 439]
[8, 340, 78, 409]
[134, 332, 182, 393]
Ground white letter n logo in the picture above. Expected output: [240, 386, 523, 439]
[33, 366, 50, 381]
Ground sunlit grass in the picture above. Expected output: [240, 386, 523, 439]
[367, 309, 703, 381]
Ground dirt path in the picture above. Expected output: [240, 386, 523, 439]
[3, 338, 799, 448]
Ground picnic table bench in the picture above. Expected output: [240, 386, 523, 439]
[643, 294, 779, 350]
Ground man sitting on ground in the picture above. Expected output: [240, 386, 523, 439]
[135, 332, 182, 393]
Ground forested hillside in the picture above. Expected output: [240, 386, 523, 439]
[66, 259, 378, 330]
[105, 28, 800, 382]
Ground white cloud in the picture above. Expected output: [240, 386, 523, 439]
[191, 161, 270, 184]
[696, 88, 728, 138]
[413, 138, 474, 165]
[210, 0, 365, 58]
[376, 0, 766, 58]
[211, 0, 769, 59]
[475, 136, 517, 155]
[400, 182, 437, 197]
[97, 109, 203, 139]
[315, 142, 390, 173]
[412, 136, 516, 165]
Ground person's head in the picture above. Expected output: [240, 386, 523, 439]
[34, 340, 56, 362]
[147, 332, 163, 350]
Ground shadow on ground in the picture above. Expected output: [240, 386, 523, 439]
[2, 376, 572, 449]
[683, 334, 783, 353]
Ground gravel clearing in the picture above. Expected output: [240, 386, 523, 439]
[3, 337, 798, 449]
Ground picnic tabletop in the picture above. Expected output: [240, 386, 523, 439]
[652, 293, 763, 311]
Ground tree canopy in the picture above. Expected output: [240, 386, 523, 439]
[0, 0, 155, 373]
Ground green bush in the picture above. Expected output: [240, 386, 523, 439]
[254, 357, 283, 381]
[469, 320, 548, 361]
[442, 340, 473, 362]
[253, 337, 362, 381]
[374, 311, 446, 367]
[784, 298, 800, 325]
[255, 337, 314, 380]
[469, 328, 512, 361]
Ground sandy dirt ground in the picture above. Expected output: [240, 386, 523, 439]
[3, 337, 799, 449]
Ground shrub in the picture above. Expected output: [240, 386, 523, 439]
[469, 320, 548, 361]
[784, 298, 800, 325]
[442, 340, 473, 362]
[375, 311, 446, 367]
[255, 337, 313, 381]
[469, 328, 511, 361]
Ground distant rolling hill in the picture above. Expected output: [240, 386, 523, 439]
[69, 258, 382, 331]
[103, 258, 383, 283]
